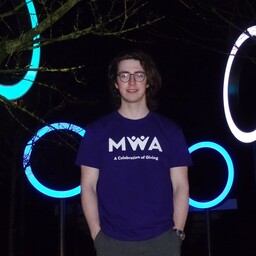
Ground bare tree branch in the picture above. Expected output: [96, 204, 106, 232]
[0, 0, 163, 64]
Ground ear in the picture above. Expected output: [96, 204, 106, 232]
[146, 83, 149, 88]
[115, 82, 119, 89]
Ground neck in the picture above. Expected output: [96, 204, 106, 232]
[118, 103, 149, 120]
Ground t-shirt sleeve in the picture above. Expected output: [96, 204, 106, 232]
[168, 127, 193, 168]
[75, 126, 101, 168]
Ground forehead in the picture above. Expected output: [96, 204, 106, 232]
[118, 59, 144, 72]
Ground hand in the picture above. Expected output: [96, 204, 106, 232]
[92, 228, 101, 241]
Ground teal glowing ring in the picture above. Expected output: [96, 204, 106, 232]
[23, 122, 86, 198]
[223, 25, 256, 143]
[0, 0, 40, 100]
[189, 141, 234, 209]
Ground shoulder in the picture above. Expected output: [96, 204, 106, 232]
[79, 112, 117, 144]
[150, 112, 181, 132]
[86, 111, 117, 131]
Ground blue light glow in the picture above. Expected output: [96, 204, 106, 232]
[189, 141, 234, 209]
[0, 0, 40, 100]
[23, 122, 86, 198]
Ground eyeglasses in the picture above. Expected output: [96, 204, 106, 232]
[116, 72, 146, 83]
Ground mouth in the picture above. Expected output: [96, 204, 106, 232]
[127, 89, 138, 93]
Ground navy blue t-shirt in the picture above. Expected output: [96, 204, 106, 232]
[76, 111, 192, 241]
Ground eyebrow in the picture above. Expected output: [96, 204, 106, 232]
[118, 70, 145, 73]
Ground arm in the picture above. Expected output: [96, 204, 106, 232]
[170, 166, 189, 231]
[80, 165, 101, 240]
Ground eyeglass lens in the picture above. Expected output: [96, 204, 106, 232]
[118, 72, 145, 82]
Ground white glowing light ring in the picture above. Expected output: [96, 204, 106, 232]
[223, 25, 256, 143]
[189, 141, 234, 209]
[0, 0, 40, 100]
[23, 123, 86, 198]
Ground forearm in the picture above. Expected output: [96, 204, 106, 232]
[170, 166, 189, 231]
[80, 165, 101, 240]
[81, 187, 101, 240]
[172, 186, 189, 230]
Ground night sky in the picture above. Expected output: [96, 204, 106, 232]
[1, 1, 256, 255]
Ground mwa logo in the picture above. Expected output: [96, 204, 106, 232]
[108, 136, 163, 152]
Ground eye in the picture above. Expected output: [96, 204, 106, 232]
[119, 73, 129, 79]
[136, 72, 145, 78]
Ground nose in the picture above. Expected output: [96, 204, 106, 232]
[128, 74, 136, 85]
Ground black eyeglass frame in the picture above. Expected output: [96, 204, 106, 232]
[116, 71, 146, 83]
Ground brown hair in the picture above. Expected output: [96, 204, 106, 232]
[108, 50, 161, 110]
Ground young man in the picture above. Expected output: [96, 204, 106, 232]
[76, 50, 192, 256]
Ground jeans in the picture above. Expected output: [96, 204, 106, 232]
[94, 229, 182, 256]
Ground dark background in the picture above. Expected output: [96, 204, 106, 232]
[1, 1, 256, 255]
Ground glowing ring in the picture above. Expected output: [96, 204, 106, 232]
[223, 25, 256, 143]
[189, 141, 234, 209]
[23, 122, 86, 198]
[0, 0, 40, 100]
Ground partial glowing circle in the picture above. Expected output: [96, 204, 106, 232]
[0, 0, 40, 100]
[189, 141, 234, 209]
[23, 123, 86, 198]
[223, 25, 256, 143]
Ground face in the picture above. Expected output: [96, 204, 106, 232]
[115, 59, 149, 106]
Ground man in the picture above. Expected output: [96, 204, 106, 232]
[76, 50, 192, 256]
